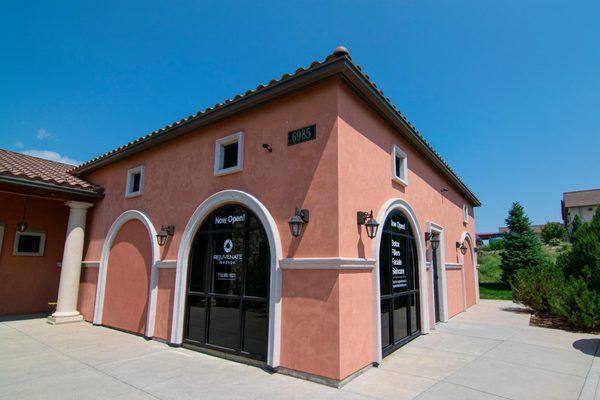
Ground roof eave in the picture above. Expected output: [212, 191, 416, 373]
[0, 175, 104, 199]
[71, 55, 481, 207]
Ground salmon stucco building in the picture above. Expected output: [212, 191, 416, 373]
[0, 47, 480, 387]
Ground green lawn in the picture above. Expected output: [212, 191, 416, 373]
[477, 241, 570, 300]
[479, 282, 513, 300]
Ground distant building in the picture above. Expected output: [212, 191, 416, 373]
[562, 189, 600, 233]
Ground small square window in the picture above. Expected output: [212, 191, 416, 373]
[125, 165, 144, 198]
[463, 204, 469, 224]
[215, 132, 244, 176]
[13, 231, 45, 256]
[391, 144, 408, 186]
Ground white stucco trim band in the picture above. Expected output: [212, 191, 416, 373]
[280, 257, 375, 270]
[156, 260, 177, 268]
[170, 189, 283, 368]
[445, 263, 463, 270]
[56, 261, 100, 268]
[93, 210, 160, 338]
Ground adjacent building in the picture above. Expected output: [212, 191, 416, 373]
[0, 47, 480, 387]
[562, 189, 600, 233]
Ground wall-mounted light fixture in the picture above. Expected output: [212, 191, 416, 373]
[456, 241, 467, 255]
[288, 208, 309, 237]
[425, 232, 440, 250]
[262, 143, 273, 152]
[156, 225, 175, 246]
[357, 210, 379, 239]
[17, 198, 28, 232]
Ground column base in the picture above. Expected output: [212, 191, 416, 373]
[47, 313, 84, 325]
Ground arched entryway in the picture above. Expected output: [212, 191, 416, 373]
[379, 210, 421, 356]
[183, 204, 271, 360]
[171, 190, 282, 367]
[102, 219, 152, 334]
[372, 199, 429, 362]
[93, 210, 160, 338]
[461, 233, 477, 307]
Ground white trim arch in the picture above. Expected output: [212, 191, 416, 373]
[170, 189, 283, 368]
[460, 231, 479, 304]
[372, 198, 429, 364]
[93, 210, 160, 338]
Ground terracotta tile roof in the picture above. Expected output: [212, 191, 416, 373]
[70, 47, 480, 205]
[0, 149, 103, 193]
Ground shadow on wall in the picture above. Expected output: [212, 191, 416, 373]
[573, 338, 600, 357]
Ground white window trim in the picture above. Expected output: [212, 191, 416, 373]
[125, 165, 144, 198]
[391, 144, 408, 186]
[13, 230, 46, 256]
[463, 204, 469, 224]
[0, 222, 5, 257]
[214, 131, 244, 176]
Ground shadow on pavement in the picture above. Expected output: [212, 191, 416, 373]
[573, 338, 600, 356]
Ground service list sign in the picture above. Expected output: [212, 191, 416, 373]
[390, 218, 408, 290]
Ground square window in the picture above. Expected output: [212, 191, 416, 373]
[214, 132, 243, 176]
[125, 165, 144, 198]
[13, 231, 45, 256]
[463, 204, 469, 224]
[391, 145, 408, 186]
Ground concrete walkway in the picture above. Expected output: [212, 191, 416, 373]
[1, 300, 599, 400]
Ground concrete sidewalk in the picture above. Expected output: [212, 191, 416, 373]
[1, 300, 598, 400]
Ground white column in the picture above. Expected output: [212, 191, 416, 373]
[48, 201, 94, 324]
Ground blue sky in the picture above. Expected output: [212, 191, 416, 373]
[1, 1, 598, 232]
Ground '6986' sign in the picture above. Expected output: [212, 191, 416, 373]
[288, 124, 316, 146]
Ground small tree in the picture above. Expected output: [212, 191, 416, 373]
[563, 210, 600, 291]
[500, 202, 545, 282]
[571, 214, 583, 240]
[541, 222, 567, 244]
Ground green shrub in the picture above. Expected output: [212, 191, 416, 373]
[501, 202, 545, 282]
[541, 222, 567, 244]
[548, 237, 562, 246]
[511, 263, 563, 315]
[551, 278, 600, 330]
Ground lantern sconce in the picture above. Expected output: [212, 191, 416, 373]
[357, 210, 379, 239]
[156, 225, 175, 246]
[18, 198, 28, 232]
[425, 231, 440, 251]
[456, 241, 467, 255]
[288, 208, 309, 237]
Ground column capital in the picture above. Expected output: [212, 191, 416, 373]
[65, 201, 94, 210]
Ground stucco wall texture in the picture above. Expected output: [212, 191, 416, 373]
[0, 193, 68, 315]
[74, 77, 477, 382]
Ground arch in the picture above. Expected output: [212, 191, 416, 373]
[170, 190, 283, 367]
[460, 231, 478, 305]
[371, 198, 429, 363]
[93, 210, 160, 338]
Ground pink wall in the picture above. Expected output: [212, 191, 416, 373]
[102, 219, 151, 335]
[464, 239, 476, 307]
[280, 269, 341, 380]
[81, 80, 340, 265]
[0, 193, 67, 316]
[78, 267, 98, 321]
[154, 268, 175, 340]
[445, 269, 464, 318]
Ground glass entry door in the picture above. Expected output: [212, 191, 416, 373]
[184, 205, 270, 361]
[379, 210, 420, 356]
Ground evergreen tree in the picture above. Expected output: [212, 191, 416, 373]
[571, 214, 583, 240]
[563, 210, 600, 291]
[500, 202, 545, 282]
